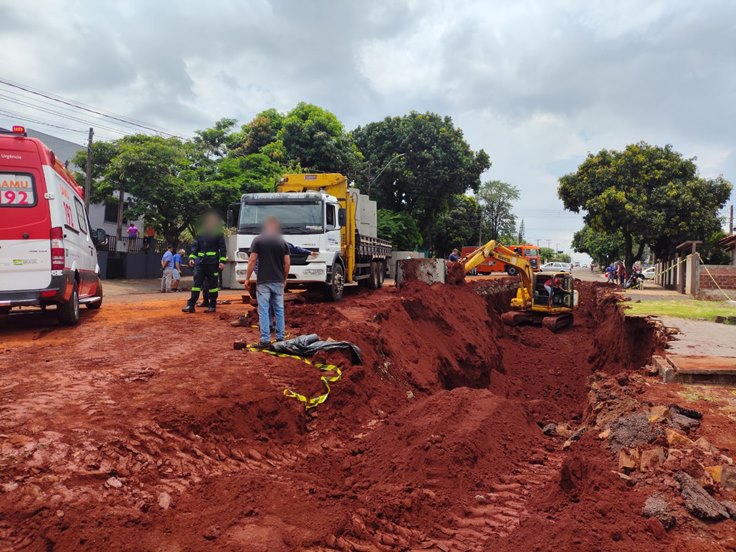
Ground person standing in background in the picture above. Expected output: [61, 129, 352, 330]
[171, 248, 184, 292]
[160, 245, 174, 293]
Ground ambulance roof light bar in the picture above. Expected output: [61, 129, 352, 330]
[0, 125, 28, 137]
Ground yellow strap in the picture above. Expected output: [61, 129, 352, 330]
[244, 345, 342, 410]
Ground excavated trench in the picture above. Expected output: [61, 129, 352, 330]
[0, 278, 665, 551]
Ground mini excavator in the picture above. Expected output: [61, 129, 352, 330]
[462, 240, 579, 331]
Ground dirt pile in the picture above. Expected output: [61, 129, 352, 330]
[0, 278, 687, 551]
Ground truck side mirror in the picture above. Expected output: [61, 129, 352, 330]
[338, 208, 346, 227]
[92, 228, 107, 244]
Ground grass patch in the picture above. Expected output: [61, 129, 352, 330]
[625, 299, 736, 321]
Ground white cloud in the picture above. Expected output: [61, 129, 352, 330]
[0, 0, 734, 256]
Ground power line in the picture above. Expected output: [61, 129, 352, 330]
[0, 78, 183, 138]
[0, 108, 86, 137]
[0, 93, 131, 135]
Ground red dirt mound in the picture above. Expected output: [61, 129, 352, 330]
[492, 433, 666, 551]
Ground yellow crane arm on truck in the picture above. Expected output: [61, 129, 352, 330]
[278, 173, 356, 279]
[463, 240, 533, 309]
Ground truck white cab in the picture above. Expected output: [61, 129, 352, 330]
[0, 125, 103, 325]
[235, 173, 392, 301]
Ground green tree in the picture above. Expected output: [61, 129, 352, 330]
[105, 135, 199, 244]
[377, 209, 423, 251]
[571, 224, 625, 266]
[559, 142, 732, 268]
[353, 111, 490, 241]
[72, 141, 122, 204]
[431, 195, 481, 256]
[232, 109, 285, 157]
[540, 247, 572, 263]
[192, 118, 237, 159]
[277, 102, 361, 175]
[477, 180, 519, 242]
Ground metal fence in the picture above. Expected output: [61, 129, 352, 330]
[95, 236, 169, 254]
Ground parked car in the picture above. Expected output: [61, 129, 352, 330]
[0, 125, 103, 325]
[642, 267, 656, 280]
[540, 261, 572, 272]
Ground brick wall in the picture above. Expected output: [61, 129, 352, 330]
[699, 265, 736, 290]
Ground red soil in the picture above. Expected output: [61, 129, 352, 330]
[0, 279, 708, 551]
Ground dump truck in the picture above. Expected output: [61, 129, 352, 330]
[234, 173, 392, 301]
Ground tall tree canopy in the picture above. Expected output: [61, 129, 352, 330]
[352, 111, 490, 246]
[431, 195, 482, 256]
[477, 180, 520, 242]
[376, 210, 423, 251]
[559, 142, 732, 267]
[75, 105, 501, 251]
[571, 224, 626, 266]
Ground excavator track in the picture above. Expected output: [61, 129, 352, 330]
[541, 313, 573, 332]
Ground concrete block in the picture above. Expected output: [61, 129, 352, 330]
[395, 258, 445, 288]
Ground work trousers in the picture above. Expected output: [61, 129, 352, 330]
[161, 268, 173, 292]
[256, 282, 285, 343]
[188, 264, 219, 308]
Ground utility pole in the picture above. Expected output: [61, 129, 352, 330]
[730, 204, 734, 235]
[84, 127, 93, 209]
[116, 185, 125, 241]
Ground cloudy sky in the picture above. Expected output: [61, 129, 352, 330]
[1, 0, 734, 258]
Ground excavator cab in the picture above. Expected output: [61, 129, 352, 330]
[532, 272, 578, 309]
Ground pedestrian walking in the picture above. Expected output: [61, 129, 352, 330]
[161, 245, 174, 292]
[244, 216, 290, 347]
[182, 212, 227, 313]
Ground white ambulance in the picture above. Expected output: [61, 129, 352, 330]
[0, 125, 103, 325]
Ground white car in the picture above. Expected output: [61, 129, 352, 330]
[540, 261, 572, 272]
[0, 125, 103, 325]
[642, 267, 656, 280]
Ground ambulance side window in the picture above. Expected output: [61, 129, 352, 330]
[74, 198, 88, 234]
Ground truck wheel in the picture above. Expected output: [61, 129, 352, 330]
[506, 266, 519, 276]
[86, 280, 103, 310]
[325, 263, 344, 301]
[367, 261, 379, 289]
[58, 282, 80, 326]
[376, 261, 385, 288]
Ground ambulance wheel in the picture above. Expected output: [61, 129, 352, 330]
[87, 280, 103, 310]
[58, 283, 80, 326]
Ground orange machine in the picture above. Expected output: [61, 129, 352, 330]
[461, 244, 540, 275]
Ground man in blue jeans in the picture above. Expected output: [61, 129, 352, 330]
[245, 216, 290, 348]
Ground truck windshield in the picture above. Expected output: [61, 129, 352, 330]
[239, 201, 323, 234]
[525, 248, 539, 256]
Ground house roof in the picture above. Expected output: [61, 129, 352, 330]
[719, 234, 736, 252]
[0, 126, 84, 169]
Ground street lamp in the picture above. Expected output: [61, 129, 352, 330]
[366, 153, 405, 195]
